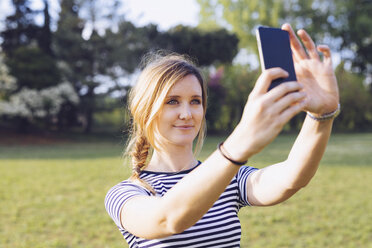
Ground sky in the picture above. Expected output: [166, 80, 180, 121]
[0, 0, 200, 31]
[124, 0, 200, 30]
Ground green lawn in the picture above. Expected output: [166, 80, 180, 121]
[1, 133, 371, 248]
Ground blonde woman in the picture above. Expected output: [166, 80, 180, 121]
[105, 24, 339, 247]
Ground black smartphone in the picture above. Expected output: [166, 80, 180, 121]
[256, 26, 297, 91]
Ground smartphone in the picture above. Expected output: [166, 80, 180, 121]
[256, 26, 297, 91]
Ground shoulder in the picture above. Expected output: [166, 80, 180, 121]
[235, 165, 259, 189]
[104, 179, 153, 228]
[236, 165, 259, 179]
[106, 179, 151, 196]
[105, 180, 152, 208]
[235, 165, 259, 207]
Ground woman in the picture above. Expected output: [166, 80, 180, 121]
[105, 24, 340, 247]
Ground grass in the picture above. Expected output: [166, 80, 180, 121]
[0, 133, 371, 248]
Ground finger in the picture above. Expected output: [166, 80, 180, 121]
[292, 51, 300, 64]
[274, 91, 307, 113]
[264, 81, 304, 102]
[297, 29, 320, 60]
[252, 68, 289, 96]
[281, 23, 308, 60]
[278, 99, 307, 124]
[317, 45, 332, 65]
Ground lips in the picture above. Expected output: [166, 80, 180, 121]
[174, 125, 194, 129]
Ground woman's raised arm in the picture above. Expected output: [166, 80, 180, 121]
[244, 23, 339, 206]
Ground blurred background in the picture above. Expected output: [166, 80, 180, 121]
[0, 0, 371, 135]
[0, 0, 371, 247]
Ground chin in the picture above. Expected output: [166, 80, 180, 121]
[168, 135, 197, 147]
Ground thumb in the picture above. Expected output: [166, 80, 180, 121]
[251, 68, 289, 96]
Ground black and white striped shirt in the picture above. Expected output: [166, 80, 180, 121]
[105, 162, 258, 248]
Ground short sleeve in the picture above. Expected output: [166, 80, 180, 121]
[236, 165, 259, 207]
[105, 180, 151, 229]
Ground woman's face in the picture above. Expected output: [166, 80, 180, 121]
[155, 74, 204, 148]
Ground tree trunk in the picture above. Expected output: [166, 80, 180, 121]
[83, 86, 95, 134]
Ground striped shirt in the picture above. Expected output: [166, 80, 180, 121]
[105, 162, 258, 248]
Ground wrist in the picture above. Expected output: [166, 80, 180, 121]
[223, 126, 256, 162]
[217, 142, 248, 166]
[307, 104, 341, 122]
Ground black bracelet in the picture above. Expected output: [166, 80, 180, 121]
[217, 142, 247, 166]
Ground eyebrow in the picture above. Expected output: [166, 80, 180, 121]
[166, 95, 202, 98]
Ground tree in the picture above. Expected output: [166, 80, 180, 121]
[204, 64, 259, 133]
[160, 25, 239, 66]
[0, 51, 17, 100]
[197, 0, 372, 132]
[335, 0, 372, 79]
[1, 0, 60, 90]
[197, 0, 282, 53]
[54, 0, 240, 133]
[334, 63, 372, 131]
[7, 46, 60, 90]
[205, 67, 226, 133]
[54, 0, 149, 133]
[0, 0, 79, 132]
[37, 0, 53, 56]
[0, 47, 79, 132]
[54, 0, 86, 91]
[219, 64, 258, 131]
[197, 0, 371, 76]
[0, 81, 79, 132]
[0, 0, 39, 56]
[280, 0, 371, 82]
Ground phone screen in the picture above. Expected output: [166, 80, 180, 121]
[256, 26, 297, 91]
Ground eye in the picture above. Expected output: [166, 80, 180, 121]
[191, 99, 201, 105]
[166, 99, 178, 105]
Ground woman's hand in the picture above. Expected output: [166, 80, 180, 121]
[282, 23, 339, 116]
[225, 24, 339, 162]
[224, 68, 306, 161]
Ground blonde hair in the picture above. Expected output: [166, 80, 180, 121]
[126, 53, 207, 194]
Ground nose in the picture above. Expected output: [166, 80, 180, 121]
[179, 103, 192, 120]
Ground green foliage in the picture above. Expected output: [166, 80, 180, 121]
[205, 64, 258, 133]
[54, 0, 123, 133]
[161, 26, 239, 66]
[0, 51, 17, 100]
[53, 1, 240, 133]
[281, 0, 372, 76]
[205, 67, 226, 133]
[103, 21, 154, 74]
[7, 46, 60, 90]
[1, 0, 60, 90]
[197, 0, 372, 132]
[197, 0, 282, 52]
[38, 0, 53, 56]
[0, 0, 39, 55]
[93, 107, 129, 133]
[334, 63, 372, 131]
[0, 133, 371, 247]
[197, 0, 372, 79]
[335, 0, 372, 76]
[54, 0, 86, 88]
[207, 63, 372, 133]
[219, 65, 257, 130]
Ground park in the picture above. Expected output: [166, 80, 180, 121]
[0, 0, 371, 247]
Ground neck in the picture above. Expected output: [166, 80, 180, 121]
[146, 143, 198, 173]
